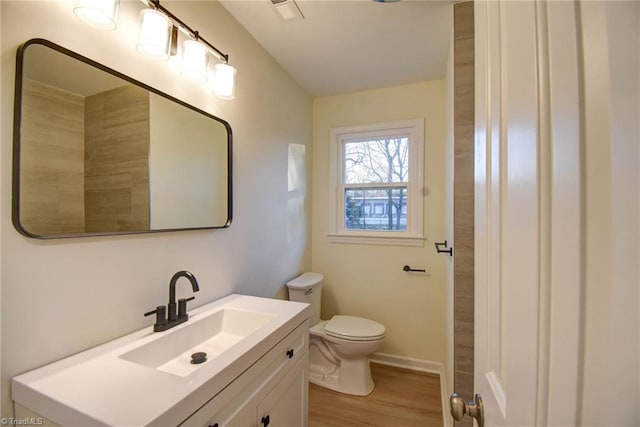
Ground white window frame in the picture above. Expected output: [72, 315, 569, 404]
[328, 119, 425, 246]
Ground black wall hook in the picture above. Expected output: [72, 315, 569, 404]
[435, 240, 453, 256]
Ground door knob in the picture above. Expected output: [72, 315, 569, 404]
[450, 392, 484, 427]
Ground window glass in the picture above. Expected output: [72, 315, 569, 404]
[343, 137, 409, 184]
[344, 187, 408, 231]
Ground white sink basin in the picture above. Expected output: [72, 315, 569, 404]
[119, 308, 276, 376]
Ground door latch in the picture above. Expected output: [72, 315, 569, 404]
[450, 392, 484, 427]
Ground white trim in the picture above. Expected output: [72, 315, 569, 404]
[327, 234, 425, 247]
[369, 352, 451, 427]
[370, 352, 442, 373]
[328, 119, 425, 246]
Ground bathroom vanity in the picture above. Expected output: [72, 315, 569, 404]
[12, 295, 310, 426]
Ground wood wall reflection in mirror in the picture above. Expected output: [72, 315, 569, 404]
[13, 39, 232, 238]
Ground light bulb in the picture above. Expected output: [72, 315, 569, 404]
[213, 63, 237, 99]
[73, 0, 119, 30]
[137, 9, 172, 60]
[181, 39, 208, 82]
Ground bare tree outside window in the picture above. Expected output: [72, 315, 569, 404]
[343, 137, 409, 231]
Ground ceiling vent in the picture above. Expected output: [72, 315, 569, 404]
[270, 0, 304, 21]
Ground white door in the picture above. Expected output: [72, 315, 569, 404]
[469, 1, 583, 425]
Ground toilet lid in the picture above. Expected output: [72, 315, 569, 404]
[286, 272, 323, 289]
[324, 315, 385, 340]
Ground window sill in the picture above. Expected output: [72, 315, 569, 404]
[327, 233, 425, 247]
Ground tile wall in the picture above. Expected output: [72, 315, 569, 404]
[453, 2, 475, 425]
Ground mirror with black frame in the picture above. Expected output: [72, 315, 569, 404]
[12, 39, 232, 238]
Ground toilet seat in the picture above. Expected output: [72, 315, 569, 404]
[324, 315, 385, 341]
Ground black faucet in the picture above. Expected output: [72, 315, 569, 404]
[144, 271, 200, 332]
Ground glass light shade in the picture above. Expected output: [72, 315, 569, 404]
[137, 9, 172, 60]
[181, 40, 208, 82]
[213, 63, 237, 99]
[73, 0, 119, 30]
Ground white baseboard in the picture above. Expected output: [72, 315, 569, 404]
[370, 352, 452, 427]
[369, 352, 442, 374]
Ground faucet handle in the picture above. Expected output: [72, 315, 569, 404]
[144, 305, 167, 331]
[178, 296, 195, 318]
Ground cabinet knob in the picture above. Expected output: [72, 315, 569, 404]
[261, 414, 270, 426]
[286, 349, 294, 359]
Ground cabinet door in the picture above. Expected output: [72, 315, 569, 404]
[204, 374, 262, 427]
[257, 358, 308, 427]
[219, 398, 256, 427]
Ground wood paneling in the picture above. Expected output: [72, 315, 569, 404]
[309, 363, 443, 427]
[453, 2, 475, 425]
[84, 85, 150, 232]
[20, 79, 85, 235]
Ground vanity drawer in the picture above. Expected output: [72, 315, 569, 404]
[180, 319, 309, 427]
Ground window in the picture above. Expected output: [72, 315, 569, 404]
[328, 119, 424, 246]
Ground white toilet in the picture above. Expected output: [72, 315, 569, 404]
[286, 272, 385, 396]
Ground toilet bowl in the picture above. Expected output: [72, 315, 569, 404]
[286, 272, 385, 396]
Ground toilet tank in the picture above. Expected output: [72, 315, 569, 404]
[286, 272, 323, 326]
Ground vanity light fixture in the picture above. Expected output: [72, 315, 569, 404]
[213, 63, 237, 99]
[73, 0, 119, 30]
[72, 0, 237, 99]
[140, 0, 237, 99]
[181, 37, 208, 82]
[136, 8, 174, 60]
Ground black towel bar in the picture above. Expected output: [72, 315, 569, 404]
[403, 265, 426, 273]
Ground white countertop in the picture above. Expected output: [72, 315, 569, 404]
[12, 294, 309, 426]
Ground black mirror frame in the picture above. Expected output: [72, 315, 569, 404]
[12, 38, 233, 239]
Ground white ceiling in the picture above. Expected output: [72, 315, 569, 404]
[219, 0, 453, 97]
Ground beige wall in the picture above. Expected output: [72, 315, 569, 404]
[1, 0, 312, 417]
[311, 81, 447, 362]
[148, 93, 228, 229]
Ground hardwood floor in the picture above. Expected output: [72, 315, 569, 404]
[308, 363, 443, 427]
